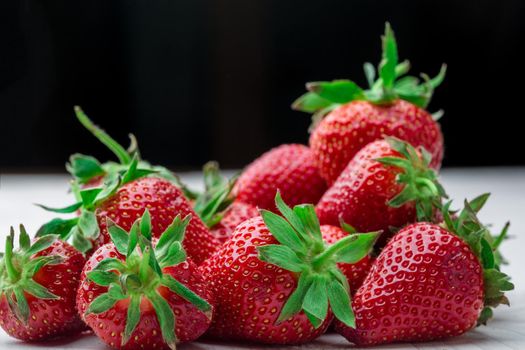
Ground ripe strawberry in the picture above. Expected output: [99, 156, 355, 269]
[320, 225, 373, 294]
[316, 137, 446, 245]
[76, 211, 214, 350]
[293, 23, 445, 184]
[37, 110, 218, 264]
[334, 200, 513, 346]
[201, 193, 378, 344]
[191, 161, 259, 244]
[234, 144, 327, 212]
[0, 226, 86, 341]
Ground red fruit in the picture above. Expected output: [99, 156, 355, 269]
[310, 100, 443, 184]
[293, 23, 445, 184]
[77, 212, 214, 350]
[211, 201, 259, 243]
[201, 193, 378, 344]
[335, 217, 513, 346]
[320, 225, 373, 294]
[316, 138, 446, 245]
[0, 227, 86, 341]
[234, 144, 327, 211]
[95, 177, 217, 264]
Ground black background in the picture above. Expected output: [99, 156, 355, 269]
[1, 0, 524, 171]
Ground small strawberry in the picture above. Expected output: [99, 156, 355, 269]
[293, 23, 445, 184]
[201, 192, 378, 344]
[334, 199, 513, 346]
[0, 226, 86, 341]
[234, 144, 327, 211]
[320, 225, 374, 294]
[37, 111, 218, 264]
[316, 137, 446, 245]
[191, 161, 259, 244]
[76, 211, 214, 350]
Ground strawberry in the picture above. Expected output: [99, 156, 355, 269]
[320, 225, 373, 294]
[293, 23, 445, 184]
[316, 137, 446, 245]
[191, 161, 259, 244]
[200, 193, 378, 344]
[0, 226, 86, 341]
[234, 144, 327, 211]
[334, 198, 513, 346]
[37, 110, 218, 264]
[76, 211, 214, 350]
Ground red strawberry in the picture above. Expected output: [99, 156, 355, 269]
[76, 211, 214, 350]
[190, 162, 259, 244]
[234, 144, 327, 211]
[320, 225, 373, 294]
[293, 23, 445, 184]
[0, 226, 86, 341]
[335, 201, 513, 346]
[316, 137, 446, 245]
[37, 109, 218, 263]
[201, 193, 378, 344]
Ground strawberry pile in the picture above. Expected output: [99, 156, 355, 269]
[0, 23, 513, 349]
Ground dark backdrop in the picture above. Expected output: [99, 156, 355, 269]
[1, 0, 524, 171]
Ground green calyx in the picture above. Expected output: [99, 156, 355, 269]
[441, 194, 514, 326]
[292, 22, 446, 129]
[192, 161, 238, 228]
[375, 136, 447, 222]
[69, 106, 184, 188]
[258, 192, 379, 329]
[85, 210, 211, 349]
[0, 226, 63, 324]
[36, 154, 158, 253]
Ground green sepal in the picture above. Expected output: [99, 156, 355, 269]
[85, 284, 126, 315]
[292, 22, 446, 124]
[376, 136, 447, 222]
[147, 291, 177, 350]
[161, 275, 212, 317]
[35, 202, 83, 214]
[259, 193, 377, 329]
[23, 279, 59, 300]
[87, 270, 119, 286]
[107, 219, 130, 255]
[122, 294, 141, 346]
[66, 153, 105, 184]
[78, 210, 99, 239]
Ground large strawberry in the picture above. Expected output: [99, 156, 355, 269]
[200, 193, 378, 344]
[37, 159, 218, 264]
[0, 226, 85, 341]
[316, 137, 446, 245]
[76, 211, 214, 350]
[334, 198, 513, 346]
[293, 23, 445, 184]
[191, 161, 259, 244]
[234, 144, 327, 212]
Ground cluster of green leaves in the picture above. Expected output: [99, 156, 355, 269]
[0, 226, 63, 324]
[375, 136, 447, 221]
[86, 210, 211, 349]
[192, 161, 238, 228]
[441, 194, 514, 325]
[292, 22, 447, 129]
[258, 193, 378, 329]
[36, 155, 157, 253]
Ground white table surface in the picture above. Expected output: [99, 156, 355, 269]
[0, 168, 524, 349]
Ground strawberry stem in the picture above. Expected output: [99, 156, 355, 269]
[74, 106, 132, 165]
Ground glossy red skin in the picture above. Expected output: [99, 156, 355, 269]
[316, 140, 416, 245]
[234, 144, 327, 212]
[211, 201, 259, 244]
[320, 225, 373, 294]
[76, 243, 214, 349]
[200, 216, 332, 344]
[94, 177, 218, 264]
[335, 223, 484, 346]
[0, 241, 86, 341]
[310, 100, 443, 185]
